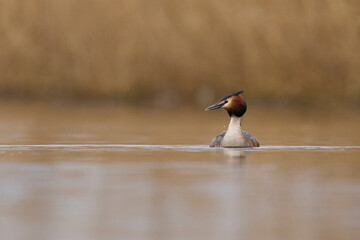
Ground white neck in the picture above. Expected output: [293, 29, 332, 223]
[228, 116, 242, 131]
[221, 116, 245, 147]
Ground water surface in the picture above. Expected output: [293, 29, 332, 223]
[0, 103, 359, 240]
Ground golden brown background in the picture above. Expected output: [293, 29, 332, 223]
[1, 2, 360, 239]
[1, 0, 359, 108]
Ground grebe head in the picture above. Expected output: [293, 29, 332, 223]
[205, 91, 247, 117]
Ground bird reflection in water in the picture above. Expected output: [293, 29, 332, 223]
[223, 148, 247, 165]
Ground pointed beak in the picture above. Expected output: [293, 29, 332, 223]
[205, 101, 226, 111]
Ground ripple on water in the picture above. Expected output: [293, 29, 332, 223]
[0, 144, 358, 152]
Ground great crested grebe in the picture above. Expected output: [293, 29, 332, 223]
[205, 91, 260, 148]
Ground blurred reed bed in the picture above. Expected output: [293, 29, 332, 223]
[0, 0, 359, 108]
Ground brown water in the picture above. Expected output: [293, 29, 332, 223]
[0, 103, 359, 240]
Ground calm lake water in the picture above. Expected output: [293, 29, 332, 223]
[0, 103, 359, 240]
